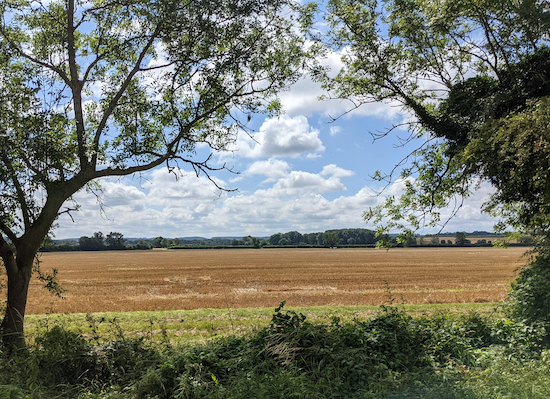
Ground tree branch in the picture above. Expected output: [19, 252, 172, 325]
[1, 155, 31, 231]
[0, 26, 72, 88]
[67, 0, 89, 169]
[0, 234, 17, 276]
[91, 24, 163, 166]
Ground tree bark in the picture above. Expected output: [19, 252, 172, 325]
[0, 246, 33, 352]
[0, 178, 90, 352]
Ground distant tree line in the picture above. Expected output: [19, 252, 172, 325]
[41, 232, 129, 251]
[40, 229, 534, 252]
[266, 228, 379, 247]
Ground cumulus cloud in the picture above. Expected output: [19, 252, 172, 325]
[146, 168, 227, 207]
[278, 49, 406, 121]
[255, 170, 346, 198]
[56, 168, 498, 239]
[330, 125, 342, 136]
[235, 115, 324, 158]
[245, 159, 291, 178]
[320, 164, 355, 178]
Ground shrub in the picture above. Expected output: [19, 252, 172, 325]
[32, 325, 96, 386]
[509, 252, 550, 336]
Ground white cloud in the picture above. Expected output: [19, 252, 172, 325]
[320, 164, 355, 178]
[146, 168, 227, 207]
[56, 168, 498, 239]
[330, 125, 342, 136]
[235, 115, 324, 158]
[255, 170, 346, 198]
[245, 159, 291, 178]
[278, 49, 406, 122]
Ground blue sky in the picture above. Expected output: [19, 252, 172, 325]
[55, 51, 498, 239]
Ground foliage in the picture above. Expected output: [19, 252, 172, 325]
[322, 231, 338, 247]
[323, 0, 550, 237]
[105, 232, 126, 250]
[455, 232, 470, 246]
[2, 303, 550, 397]
[508, 252, 550, 334]
[323, 0, 550, 331]
[268, 228, 379, 246]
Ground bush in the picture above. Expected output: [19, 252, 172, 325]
[509, 253, 550, 336]
[135, 303, 476, 398]
[32, 325, 96, 386]
[2, 304, 549, 398]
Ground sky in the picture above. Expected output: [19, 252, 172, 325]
[54, 50, 499, 240]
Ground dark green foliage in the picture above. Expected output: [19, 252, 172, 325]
[0, 325, 161, 393]
[454, 232, 470, 246]
[509, 252, 550, 336]
[269, 228, 378, 247]
[79, 232, 106, 251]
[133, 303, 546, 399]
[32, 325, 96, 386]
[105, 232, 126, 250]
[322, 231, 339, 247]
[1, 304, 549, 398]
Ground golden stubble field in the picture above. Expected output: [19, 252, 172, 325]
[23, 247, 528, 314]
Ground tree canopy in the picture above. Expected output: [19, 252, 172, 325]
[324, 0, 550, 242]
[324, 0, 550, 329]
[0, 0, 313, 349]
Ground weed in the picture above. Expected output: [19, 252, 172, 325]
[2, 303, 550, 398]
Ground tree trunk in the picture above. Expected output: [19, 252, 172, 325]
[1, 249, 33, 352]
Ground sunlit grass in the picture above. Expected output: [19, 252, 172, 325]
[24, 302, 503, 346]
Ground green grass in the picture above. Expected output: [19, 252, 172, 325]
[24, 302, 503, 345]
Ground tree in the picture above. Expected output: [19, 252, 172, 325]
[455, 232, 470, 246]
[269, 233, 282, 246]
[324, 0, 550, 237]
[105, 232, 126, 250]
[133, 240, 152, 250]
[324, 0, 550, 326]
[78, 232, 105, 250]
[323, 231, 338, 248]
[0, 0, 312, 349]
[243, 236, 262, 248]
[151, 237, 164, 248]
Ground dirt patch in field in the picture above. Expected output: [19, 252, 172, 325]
[24, 247, 527, 314]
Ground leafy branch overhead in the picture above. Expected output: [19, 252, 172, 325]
[324, 0, 550, 239]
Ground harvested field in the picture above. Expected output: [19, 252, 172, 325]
[23, 247, 528, 314]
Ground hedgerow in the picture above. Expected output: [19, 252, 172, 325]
[0, 303, 548, 398]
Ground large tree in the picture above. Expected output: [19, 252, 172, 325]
[324, 0, 550, 239]
[0, 0, 312, 349]
[324, 0, 550, 326]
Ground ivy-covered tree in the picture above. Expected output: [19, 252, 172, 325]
[324, 0, 550, 239]
[324, 0, 550, 326]
[0, 0, 313, 349]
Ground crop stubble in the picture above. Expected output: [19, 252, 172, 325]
[23, 247, 526, 314]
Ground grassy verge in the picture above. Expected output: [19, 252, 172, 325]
[24, 302, 502, 345]
[4, 302, 549, 398]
